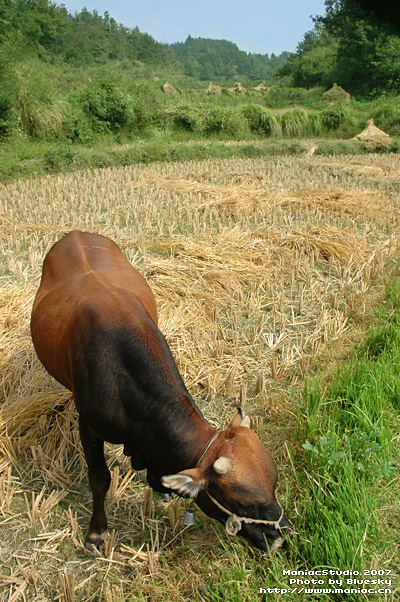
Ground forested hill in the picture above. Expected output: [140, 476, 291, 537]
[171, 36, 288, 81]
[0, 0, 287, 81]
[1, 1, 174, 66]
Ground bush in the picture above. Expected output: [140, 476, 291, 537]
[318, 104, 361, 137]
[280, 108, 310, 137]
[240, 103, 281, 136]
[127, 82, 163, 134]
[14, 64, 67, 139]
[371, 98, 400, 135]
[169, 105, 200, 132]
[60, 101, 94, 144]
[320, 104, 351, 131]
[309, 111, 322, 136]
[81, 72, 130, 133]
[0, 95, 13, 137]
[264, 86, 309, 108]
[17, 95, 67, 140]
[198, 106, 246, 137]
[43, 145, 77, 171]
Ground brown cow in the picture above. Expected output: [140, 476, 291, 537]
[31, 231, 291, 551]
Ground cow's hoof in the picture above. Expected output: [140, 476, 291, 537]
[85, 532, 106, 556]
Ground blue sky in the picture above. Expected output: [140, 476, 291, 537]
[59, 0, 327, 55]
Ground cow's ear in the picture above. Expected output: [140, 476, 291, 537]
[229, 407, 251, 429]
[161, 468, 206, 498]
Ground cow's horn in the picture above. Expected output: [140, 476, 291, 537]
[213, 456, 233, 475]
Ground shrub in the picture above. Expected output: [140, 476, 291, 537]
[371, 98, 400, 135]
[198, 106, 246, 137]
[60, 101, 94, 144]
[81, 72, 130, 133]
[13, 64, 67, 139]
[280, 108, 310, 137]
[17, 94, 67, 140]
[43, 145, 77, 172]
[125, 82, 163, 134]
[309, 111, 322, 136]
[0, 95, 13, 137]
[170, 105, 201, 132]
[320, 104, 351, 131]
[240, 103, 281, 136]
[264, 86, 310, 108]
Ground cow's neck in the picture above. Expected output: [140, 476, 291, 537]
[121, 318, 218, 474]
[142, 387, 217, 473]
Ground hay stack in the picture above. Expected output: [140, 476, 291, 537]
[162, 81, 177, 94]
[229, 82, 247, 94]
[322, 83, 351, 104]
[253, 81, 269, 93]
[205, 82, 221, 95]
[304, 145, 318, 157]
[352, 119, 392, 150]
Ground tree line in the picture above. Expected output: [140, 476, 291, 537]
[2, 0, 398, 96]
[0, 0, 173, 66]
[280, 0, 400, 95]
[1, 0, 399, 142]
[0, 0, 286, 79]
[171, 36, 288, 81]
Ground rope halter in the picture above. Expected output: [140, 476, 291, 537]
[195, 430, 289, 538]
[196, 430, 219, 465]
[206, 491, 287, 537]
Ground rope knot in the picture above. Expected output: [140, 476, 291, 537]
[206, 491, 286, 537]
[225, 514, 242, 536]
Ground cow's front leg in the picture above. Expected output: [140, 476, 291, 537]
[79, 418, 111, 552]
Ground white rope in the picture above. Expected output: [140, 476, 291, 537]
[194, 432, 289, 537]
[206, 491, 287, 536]
[196, 431, 219, 465]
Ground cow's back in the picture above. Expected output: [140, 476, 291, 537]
[31, 231, 158, 390]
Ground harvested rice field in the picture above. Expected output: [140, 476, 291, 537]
[1, 154, 400, 601]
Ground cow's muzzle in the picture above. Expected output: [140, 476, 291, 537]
[241, 513, 292, 551]
[206, 492, 292, 550]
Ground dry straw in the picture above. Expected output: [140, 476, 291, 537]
[1, 154, 400, 600]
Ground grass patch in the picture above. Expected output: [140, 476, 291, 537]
[2, 136, 396, 182]
[198, 278, 400, 601]
[293, 278, 400, 594]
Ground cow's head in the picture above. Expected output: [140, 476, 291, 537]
[162, 409, 291, 551]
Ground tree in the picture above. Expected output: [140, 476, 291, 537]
[316, 0, 400, 94]
[279, 0, 400, 95]
[280, 29, 337, 87]
[0, 0, 11, 39]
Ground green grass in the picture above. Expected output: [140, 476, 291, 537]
[2, 74, 400, 182]
[193, 278, 400, 601]
[2, 134, 396, 182]
[292, 278, 399, 596]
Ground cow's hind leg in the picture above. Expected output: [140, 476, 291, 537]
[79, 418, 111, 552]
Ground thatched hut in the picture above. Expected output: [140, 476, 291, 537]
[352, 119, 392, 149]
[229, 82, 247, 94]
[205, 82, 222, 95]
[322, 83, 351, 104]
